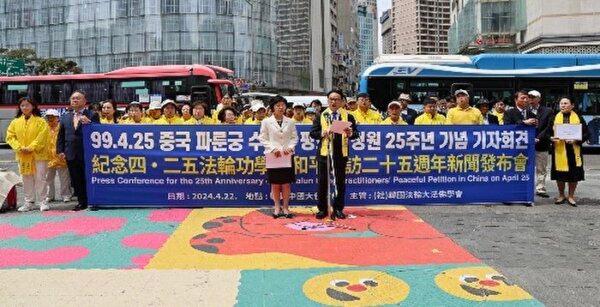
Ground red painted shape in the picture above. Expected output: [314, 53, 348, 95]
[131, 254, 154, 269]
[122, 233, 169, 250]
[479, 280, 500, 287]
[0, 217, 126, 240]
[189, 208, 480, 266]
[347, 284, 367, 292]
[0, 246, 89, 268]
[148, 209, 192, 223]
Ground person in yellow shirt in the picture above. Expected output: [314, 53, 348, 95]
[415, 97, 446, 125]
[183, 101, 215, 125]
[146, 100, 162, 122]
[218, 107, 239, 124]
[180, 102, 194, 124]
[123, 101, 152, 124]
[291, 102, 312, 124]
[211, 94, 235, 122]
[445, 89, 484, 125]
[240, 103, 253, 123]
[245, 103, 267, 124]
[153, 100, 184, 125]
[352, 93, 382, 124]
[6, 98, 50, 212]
[100, 100, 118, 124]
[345, 98, 358, 112]
[381, 101, 408, 125]
[492, 100, 506, 124]
[305, 107, 317, 122]
[43, 109, 72, 205]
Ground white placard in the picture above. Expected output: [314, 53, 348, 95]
[265, 152, 292, 169]
[554, 124, 582, 141]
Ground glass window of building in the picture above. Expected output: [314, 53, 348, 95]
[162, 0, 180, 14]
[217, 0, 233, 16]
[129, 0, 144, 16]
[97, 37, 111, 55]
[112, 36, 128, 53]
[163, 32, 180, 50]
[199, 0, 214, 14]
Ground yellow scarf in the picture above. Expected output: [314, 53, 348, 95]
[319, 108, 349, 157]
[554, 112, 582, 172]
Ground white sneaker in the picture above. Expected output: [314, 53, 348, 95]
[18, 203, 35, 212]
[39, 204, 50, 211]
[45, 197, 54, 203]
[63, 196, 72, 202]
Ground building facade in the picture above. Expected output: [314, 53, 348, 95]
[330, 0, 359, 95]
[380, 9, 393, 54]
[276, 0, 332, 92]
[0, 0, 280, 87]
[392, 0, 450, 55]
[357, 0, 378, 73]
[519, 0, 600, 54]
[449, 0, 526, 54]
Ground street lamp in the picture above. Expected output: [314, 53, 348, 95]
[243, 0, 257, 83]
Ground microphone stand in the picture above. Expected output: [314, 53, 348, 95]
[326, 113, 337, 221]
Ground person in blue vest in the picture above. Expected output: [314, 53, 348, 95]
[310, 90, 358, 220]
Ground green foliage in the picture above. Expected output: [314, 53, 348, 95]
[0, 48, 82, 75]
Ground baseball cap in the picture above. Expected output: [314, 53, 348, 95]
[454, 89, 470, 97]
[475, 99, 490, 106]
[357, 93, 370, 99]
[161, 99, 177, 109]
[528, 90, 541, 97]
[293, 102, 306, 109]
[251, 103, 266, 112]
[387, 101, 402, 108]
[398, 93, 412, 102]
[148, 100, 162, 110]
[44, 109, 60, 117]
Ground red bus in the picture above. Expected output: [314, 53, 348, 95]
[0, 64, 234, 143]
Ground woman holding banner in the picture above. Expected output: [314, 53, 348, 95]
[259, 95, 298, 218]
[547, 97, 589, 207]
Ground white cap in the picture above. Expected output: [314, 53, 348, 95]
[306, 107, 316, 114]
[148, 100, 162, 110]
[454, 89, 470, 97]
[129, 101, 141, 106]
[250, 99, 263, 107]
[161, 99, 177, 108]
[293, 102, 306, 109]
[387, 101, 402, 109]
[251, 103, 266, 112]
[528, 90, 541, 98]
[44, 109, 60, 117]
[398, 93, 412, 102]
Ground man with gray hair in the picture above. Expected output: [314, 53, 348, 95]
[528, 90, 553, 198]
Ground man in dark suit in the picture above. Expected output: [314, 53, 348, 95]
[504, 90, 538, 126]
[528, 90, 553, 198]
[398, 93, 419, 125]
[476, 99, 499, 125]
[310, 90, 358, 220]
[504, 90, 538, 207]
[57, 90, 99, 211]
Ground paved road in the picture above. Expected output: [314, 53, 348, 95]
[1, 148, 599, 305]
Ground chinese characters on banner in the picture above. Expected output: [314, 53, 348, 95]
[83, 125, 535, 207]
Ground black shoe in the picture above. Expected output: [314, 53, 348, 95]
[72, 204, 88, 211]
[285, 213, 294, 219]
[315, 211, 327, 219]
[536, 192, 550, 198]
[334, 210, 347, 219]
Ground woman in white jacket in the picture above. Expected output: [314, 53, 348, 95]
[259, 96, 298, 218]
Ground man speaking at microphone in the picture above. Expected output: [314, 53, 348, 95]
[310, 90, 359, 220]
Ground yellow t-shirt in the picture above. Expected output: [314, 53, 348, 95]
[244, 118, 264, 125]
[122, 117, 153, 124]
[352, 109, 382, 124]
[380, 117, 408, 125]
[414, 113, 446, 125]
[445, 107, 484, 125]
[153, 115, 184, 125]
[292, 117, 313, 124]
[47, 126, 66, 169]
[100, 117, 116, 124]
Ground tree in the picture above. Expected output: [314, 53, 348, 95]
[36, 58, 83, 75]
[0, 48, 82, 75]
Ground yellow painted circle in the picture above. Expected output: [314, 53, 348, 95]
[435, 267, 532, 301]
[303, 270, 409, 306]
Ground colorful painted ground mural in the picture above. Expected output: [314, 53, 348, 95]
[0, 206, 542, 306]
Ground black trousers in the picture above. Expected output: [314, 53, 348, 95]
[67, 159, 88, 206]
[317, 155, 348, 213]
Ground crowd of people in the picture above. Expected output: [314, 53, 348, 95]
[4, 87, 589, 216]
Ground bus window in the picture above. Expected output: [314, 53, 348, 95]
[113, 80, 150, 103]
[73, 81, 110, 103]
[575, 91, 600, 115]
[151, 78, 189, 101]
[2, 84, 29, 105]
[39, 82, 72, 105]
